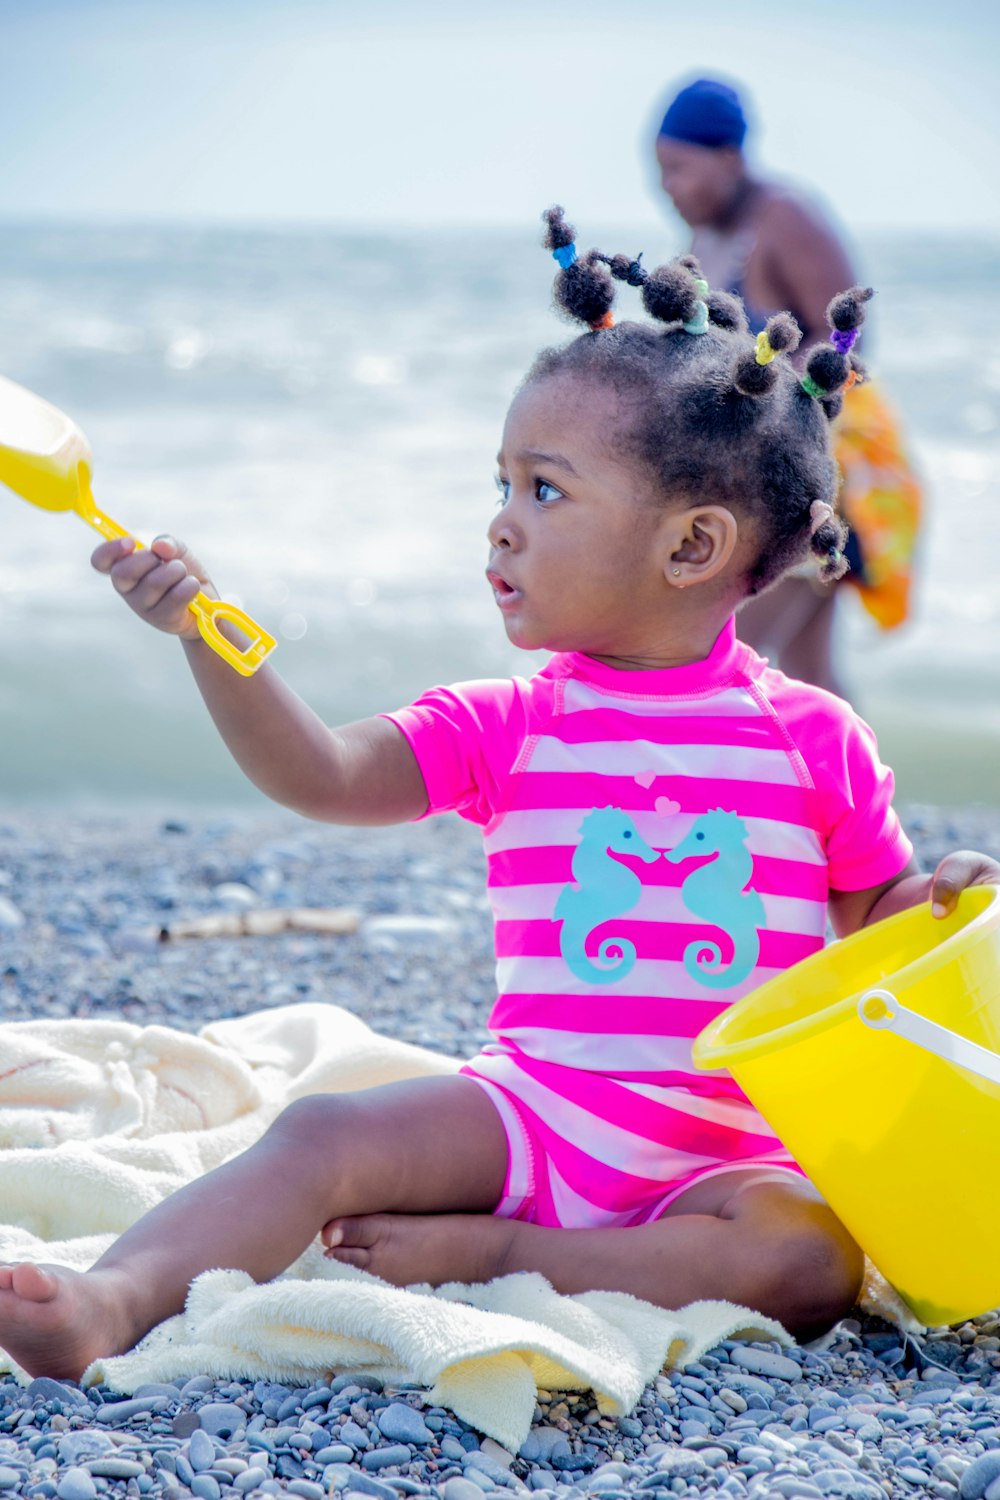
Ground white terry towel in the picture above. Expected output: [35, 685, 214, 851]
[0, 1002, 790, 1450]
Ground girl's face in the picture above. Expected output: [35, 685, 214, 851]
[488, 374, 679, 660]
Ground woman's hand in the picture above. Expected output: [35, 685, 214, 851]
[90, 534, 216, 640]
[927, 849, 1000, 918]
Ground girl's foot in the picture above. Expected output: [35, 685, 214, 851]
[0, 1263, 129, 1381]
[321, 1212, 516, 1288]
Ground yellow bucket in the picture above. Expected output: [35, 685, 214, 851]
[692, 885, 1000, 1327]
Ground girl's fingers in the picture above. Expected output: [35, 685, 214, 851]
[930, 851, 1000, 917]
[90, 536, 136, 574]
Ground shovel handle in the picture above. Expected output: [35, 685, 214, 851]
[84, 496, 276, 677]
[187, 594, 277, 677]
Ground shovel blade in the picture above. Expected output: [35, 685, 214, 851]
[0, 373, 93, 513]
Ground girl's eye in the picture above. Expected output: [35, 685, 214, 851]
[535, 480, 562, 505]
[494, 475, 510, 504]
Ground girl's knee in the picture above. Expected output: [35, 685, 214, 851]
[263, 1094, 358, 1154]
[774, 1213, 864, 1339]
[728, 1180, 863, 1338]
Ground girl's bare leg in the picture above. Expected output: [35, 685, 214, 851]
[0, 1076, 508, 1379]
[324, 1169, 864, 1341]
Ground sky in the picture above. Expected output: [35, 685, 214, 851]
[1, 0, 999, 235]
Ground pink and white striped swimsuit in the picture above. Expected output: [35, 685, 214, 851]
[385, 619, 912, 1229]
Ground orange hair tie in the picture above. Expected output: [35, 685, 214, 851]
[845, 368, 859, 390]
[590, 311, 614, 331]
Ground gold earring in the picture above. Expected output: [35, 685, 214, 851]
[671, 568, 681, 577]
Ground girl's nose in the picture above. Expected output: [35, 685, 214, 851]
[487, 506, 519, 551]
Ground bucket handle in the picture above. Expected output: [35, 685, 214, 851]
[857, 990, 1000, 1088]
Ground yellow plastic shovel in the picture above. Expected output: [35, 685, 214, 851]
[0, 372, 276, 676]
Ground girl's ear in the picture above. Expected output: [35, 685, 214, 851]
[661, 505, 739, 587]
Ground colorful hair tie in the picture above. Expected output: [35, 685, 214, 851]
[552, 243, 577, 270]
[754, 330, 777, 365]
[683, 303, 709, 335]
[590, 311, 614, 331]
[830, 328, 859, 355]
[682, 276, 710, 335]
[800, 373, 826, 400]
[809, 500, 834, 536]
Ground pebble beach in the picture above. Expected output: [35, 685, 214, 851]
[1, 802, 999, 1500]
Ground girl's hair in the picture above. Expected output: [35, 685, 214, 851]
[531, 207, 871, 593]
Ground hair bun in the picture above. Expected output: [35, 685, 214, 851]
[827, 285, 873, 332]
[705, 290, 748, 334]
[733, 311, 802, 396]
[641, 262, 701, 325]
[556, 250, 616, 329]
[542, 205, 575, 252]
[763, 312, 802, 355]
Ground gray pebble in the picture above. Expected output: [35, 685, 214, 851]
[188, 1429, 217, 1472]
[728, 1347, 802, 1382]
[377, 1402, 434, 1446]
[57, 1435, 116, 1465]
[337, 1476, 398, 1500]
[809, 1469, 884, 1500]
[340, 1420, 371, 1450]
[962, 1455, 1000, 1500]
[198, 1403, 247, 1439]
[0, 1472, 19, 1493]
[445, 1482, 488, 1500]
[191, 1475, 221, 1500]
[465, 1451, 519, 1486]
[26, 1378, 85, 1406]
[234, 1467, 270, 1493]
[287, 1484, 325, 1500]
[95, 1397, 164, 1425]
[461, 1471, 498, 1495]
[655, 1452, 706, 1479]
[56, 1469, 98, 1500]
[361, 1445, 412, 1471]
[86, 1459, 146, 1479]
[315, 1445, 356, 1464]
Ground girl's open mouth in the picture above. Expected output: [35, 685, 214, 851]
[487, 571, 521, 607]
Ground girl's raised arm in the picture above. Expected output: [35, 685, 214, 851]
[92, 533, 429, 825]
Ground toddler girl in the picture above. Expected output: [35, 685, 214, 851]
[1, 208, 997, 1380]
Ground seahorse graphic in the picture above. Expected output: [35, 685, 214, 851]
[666, 808, 764, 989]
[555, 806, 660, 985]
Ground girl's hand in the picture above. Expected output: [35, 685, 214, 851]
[928, 850, 1000, 918]
[90, 534, 217, 641]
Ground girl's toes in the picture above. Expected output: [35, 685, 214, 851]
[323, 1245, 372, 1268]
[322, 1217, 358, 1250]
[321, 1216, 381, 1251]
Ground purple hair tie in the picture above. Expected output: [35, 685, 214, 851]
[830, 328, 859, 354]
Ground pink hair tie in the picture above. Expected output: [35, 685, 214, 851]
[810, 501, 834, 535]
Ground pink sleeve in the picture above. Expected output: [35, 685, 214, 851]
[823, 713, 914, 890]
[759, 671, 914, 892]
[380, 678, 530, 825]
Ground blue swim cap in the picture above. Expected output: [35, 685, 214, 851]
[657, 79, 748, 150]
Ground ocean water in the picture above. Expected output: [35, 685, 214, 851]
[0, 221, 998, 809]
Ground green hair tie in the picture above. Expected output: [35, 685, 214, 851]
[800, 373, 826, 400]
[683, 300, 709, 335]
